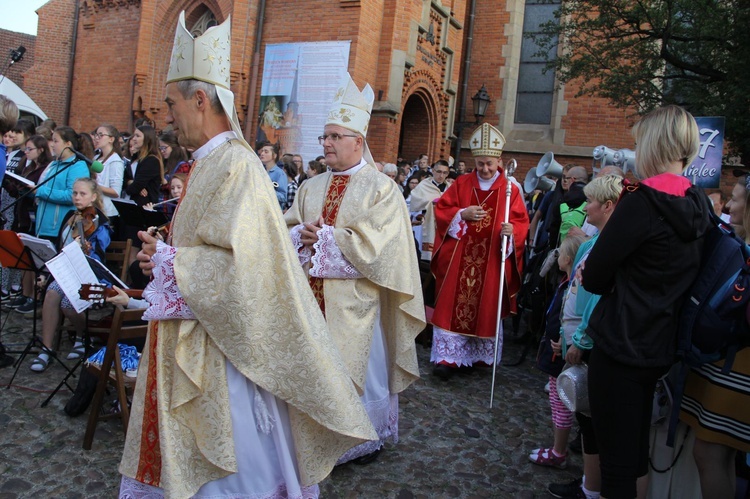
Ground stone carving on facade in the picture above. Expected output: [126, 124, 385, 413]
[81, 0, 140, 16]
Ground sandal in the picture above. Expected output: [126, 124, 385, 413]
[30, 355, 50, 373]
[67, 342, 86, 360]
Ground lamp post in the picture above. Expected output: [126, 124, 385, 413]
[453, 85, 491, 164]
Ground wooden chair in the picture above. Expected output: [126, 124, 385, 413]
[82, 304, 147, 450]
[104, 239, 133, 283]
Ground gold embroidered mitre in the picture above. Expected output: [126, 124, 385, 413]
[326, 73, 374, 137]
[167, 11, 231, 89]
[470, 122, 506, 158]
[166, 12, 251, 149]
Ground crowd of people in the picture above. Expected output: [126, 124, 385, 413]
[0, 12, 749, 499]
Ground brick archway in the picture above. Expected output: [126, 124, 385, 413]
[399, 69, 447, 163]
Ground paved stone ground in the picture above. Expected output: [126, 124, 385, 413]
[0, 309, 582, 499]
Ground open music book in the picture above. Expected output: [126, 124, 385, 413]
[45, 242, 127, 313]
[5, 171, 36, 188]
[17, 234, 57, 269]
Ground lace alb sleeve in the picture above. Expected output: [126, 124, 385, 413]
[142, 241, 196, 321]
[447, 209, 468, 239]
[309, 224, 363, 279]
[289, 223, 312, 267]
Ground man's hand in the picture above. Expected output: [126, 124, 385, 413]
[565, 344, 583, 365]
[140, 188, 148, 198]
[300, 216, 324, 248]
[461, 205, 487, 222]
[412, 214, 424, 227]
[137, 230, 158, 276]
[500, 222, 514, 237]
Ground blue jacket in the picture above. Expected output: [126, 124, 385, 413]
[267, 164, 288, 210]
[35, 158, 89, 237]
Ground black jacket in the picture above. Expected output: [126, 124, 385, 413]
[125, 155, 162, 206]
[582, 176, 712, 368]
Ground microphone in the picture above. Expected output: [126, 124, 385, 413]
[65, 148, 104, 173]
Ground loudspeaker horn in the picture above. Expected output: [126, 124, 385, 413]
[524, 168, 555, 193]
[613, 149, 636, 175]
[536, 152, 564, 179]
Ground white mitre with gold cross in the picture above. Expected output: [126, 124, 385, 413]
[326, 73, 376, 165]
[470, 122, 505, 158]
[167, 11, 250, 149]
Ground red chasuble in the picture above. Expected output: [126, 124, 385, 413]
[430, 171, 529, 339]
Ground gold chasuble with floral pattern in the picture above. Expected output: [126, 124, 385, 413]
[119, 139, 377, 498]
[284, 164, 425, 394]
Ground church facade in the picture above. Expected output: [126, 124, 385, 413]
[20, 0, 634, 174]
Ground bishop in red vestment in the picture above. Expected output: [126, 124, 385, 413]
[430, 123, 529, 379]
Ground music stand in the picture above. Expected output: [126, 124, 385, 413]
[0, 231, 75, 389]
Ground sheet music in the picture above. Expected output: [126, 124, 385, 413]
[45, 242, 99, 313]
[5, 171, 35, 188]
[86, 255, 128, 289]
[17, 234, 57, 269]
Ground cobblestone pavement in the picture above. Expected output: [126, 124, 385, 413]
[0, 310, 581, 499]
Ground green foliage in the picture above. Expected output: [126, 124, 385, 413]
[533, 0, 750, 159]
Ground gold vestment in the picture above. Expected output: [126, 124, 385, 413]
[284, 163, 425, 394]
[120, 140, 376, 498]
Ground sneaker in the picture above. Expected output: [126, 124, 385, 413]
[528, 447, 568, 469]
[548, 477, 583, 498]
[4, 296, 28, 309]
[544, 381, 551, 393]
[15, 299, 38, 315]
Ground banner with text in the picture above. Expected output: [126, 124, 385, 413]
[258, 41, 351, 167]
[684, 116, 725, 189]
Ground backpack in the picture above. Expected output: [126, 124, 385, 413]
[667, 198, 750, 445]
[558, 201, 587, 243]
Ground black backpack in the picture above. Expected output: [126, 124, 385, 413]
[667, 200, 750, 445]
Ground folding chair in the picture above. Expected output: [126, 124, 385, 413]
[82, 304, 147, 450]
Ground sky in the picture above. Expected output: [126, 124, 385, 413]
[0, 0, 50, 36]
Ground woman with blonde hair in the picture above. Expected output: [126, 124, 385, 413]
[581, 105, 712, 499]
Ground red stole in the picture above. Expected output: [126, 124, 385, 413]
[135, 321, 162, 485]
[430, 173, 528, 338]
[134, 161, 197, 484]
[309, 174, 352, 315]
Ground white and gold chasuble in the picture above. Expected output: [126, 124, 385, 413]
[120, 139, 376, 498]
[284, 163, 425, 394]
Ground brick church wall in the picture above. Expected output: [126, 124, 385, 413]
[23, 0, 76, 125]
[67, 2, 142, 133]
[0, 29, 36, 91]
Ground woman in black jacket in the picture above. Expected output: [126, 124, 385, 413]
[581, 105, 712, 499]
[124, 125, 164, 206]
[122, 125, 164, 268]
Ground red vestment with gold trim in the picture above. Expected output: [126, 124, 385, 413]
[430, 172, 528, 338]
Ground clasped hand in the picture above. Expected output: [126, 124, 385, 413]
[300, 216, 324, 248]
[460, 205, 513, 236]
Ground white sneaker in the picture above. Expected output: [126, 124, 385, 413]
[544, 381, 551, 393]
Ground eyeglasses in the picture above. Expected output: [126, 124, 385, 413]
[93, 133, 111, 139]
[159, 146, 170, 152]
[23, 147, 37, 152]
[433, 170, 449, 175]
[318, 133, 358, 145]
[292, 160, 302, 164]
[563, 176, 583, 181]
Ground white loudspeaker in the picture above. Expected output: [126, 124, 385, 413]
[536, 152, 564, 179]
[613, 149, 636, 175]
[524, 168, 555, 193]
